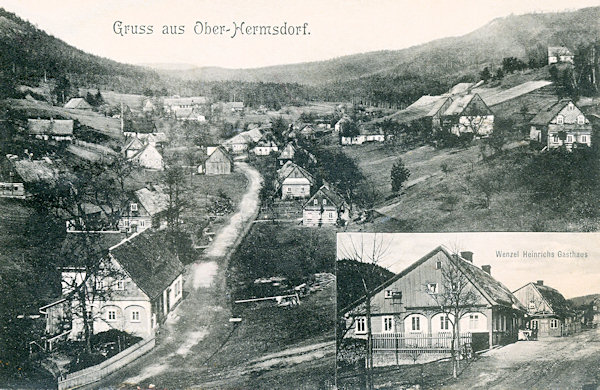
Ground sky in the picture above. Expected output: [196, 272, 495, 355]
[1, 0, 600, 68]
[337, 232, 600, 299]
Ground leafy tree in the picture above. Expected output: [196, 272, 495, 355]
[390, 157, 411, 193]
[479, 66, 492, 82]
[52, 74, 71, 104]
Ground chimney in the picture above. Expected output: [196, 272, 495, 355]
[460, 251, 473, 263]
[481, 265, 491, 275]
[536, 280, 544, 286]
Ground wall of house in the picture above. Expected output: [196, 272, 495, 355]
[0, 182, 25, 198]
[281, 182, 310, 199]
[135, 148, 163, 170]
[303, 207, 338, 226]
[205, 153, 232, 175]
[452, 115, 494, 136]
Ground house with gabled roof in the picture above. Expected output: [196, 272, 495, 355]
[275, 161, 315, 200]
[57, 230, 184, 339]
[512, 281, 580, 338]
[440, 93, 494, 136]
[131, 186, 169, 230]
[27, 118, 74, 142]
[203, 146, 233, 175]
[64, 97, 92, 110]
[302, 184, 349, 226]
[128, 143, 164, 170]
[548, 46, 574, 65]
[252, 139, 279, 156]
[123, 137, 145, 159]
[340, 125, 386, 145]
[343, 246, 525, 365]
[222, 128, 263, 154]
[529, 100, 591, 150]
[277, 142, 296, 167]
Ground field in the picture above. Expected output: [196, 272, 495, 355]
[343, 140, 600, 232]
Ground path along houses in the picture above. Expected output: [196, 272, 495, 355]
[343, 246, 526, 365]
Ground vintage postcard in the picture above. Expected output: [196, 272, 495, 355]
[0, 0, 599, 389]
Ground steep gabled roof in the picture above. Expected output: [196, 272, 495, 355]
[278, 143, 296, 159]
[59, 232, 128, 268]
[530, 100, 578, 126]
[27, 119, 74, 136]
[134, 187, 168, 216]
[517, 282, 574, 318]
[304, 184, 347, 208]
[109, 230, 184, 300]
[13, 159, 58, 184]
[443, 93, 492, 116]
[123, 137, 145, 153]
[64, 98, 92, 110]
[206, 145, 233, 164]
[277, 161, 315, 185]
[342, 245, 525, 315]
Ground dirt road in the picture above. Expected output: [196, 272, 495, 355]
[442, 328, 600, 390]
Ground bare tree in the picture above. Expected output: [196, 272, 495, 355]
[339, 233, 392, 390]
[425, 249, 479, 378]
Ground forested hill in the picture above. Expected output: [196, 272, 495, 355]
[0, 8, 163, 93]
[158, 7, 600, 104]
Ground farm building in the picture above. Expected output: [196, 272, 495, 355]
[548, 46, 574, 65]
[439, 93, 494, 137]
[275, 161, 315, 200]
[174, 107, 206, 122]
[342, 246, 526, 366]
[0, 155, 26, 198]
[54, 230, 183, 339]
[512, 281, 580, 338]
[131, 186, 169, 230]
[252, 139, 279, 156]
[277, 142, 296, 166]
[529, 100, 592, 150]
[163, 96, 209, 113]
[222, 128, 263, 154]
[340, 126, 386, 145]
[128, 143, 164, 170]
[302, 184, 349, 226]
[64, 97, 92, 110]
[27, 118, 74, 142]
[203, 146, 233, 175]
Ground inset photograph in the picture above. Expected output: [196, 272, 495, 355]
[337, 232, 600, 390]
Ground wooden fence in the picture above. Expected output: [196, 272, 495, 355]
[372, 332, 472, 353]
[57, 336, 155, 390]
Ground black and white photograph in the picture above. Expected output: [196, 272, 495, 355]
[337, 232, 600, 389]
[0, 0, 599, 389]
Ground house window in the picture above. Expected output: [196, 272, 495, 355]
[382, 316, 395, 333]
[107, 310, 116, 321]
[286, 187, 291, 193]
[355, 317, 366, 334]
[323, 199, 327, 206]
[427, 283, 438, 294]
[139, 220, 145, 227]
[550, 319, 559, 329]
[469, 314, 479, 330]
[300, 187, 305, 193]
[385, 290, 394, 299]
[552, 134, 560, 143]
[569, 103, 574, 111]
[556, 115, 564, 125]
[328, 212, 333, 219]
[577, 115, 585, 124]
[130, 203, 138, 212]
[435, 261, 442, 270]
[528, 301, 536, 311]
[566, 135, 574, 143]
[440, 315, 450, 330]
[313, 199, 318, 206]
[131, 311, 140, 322]
[96, 280, 105, 290]
[411, 316, 421, 331]
[581, 135, 588, 143]
[530, 319, 538, 329]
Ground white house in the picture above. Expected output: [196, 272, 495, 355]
[128, 143, 164, 170]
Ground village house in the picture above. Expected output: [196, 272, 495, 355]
[174, 107, 206, 122]
[0, 158, 59, 200]
[302, 184, 350, 226]
[343, 246, 525, 366]
[224, 101, 244, 112]
[548, 46, 574, 65]
[64, 97, 93, 110]
[529, 100, 592, 150]
[202, 146, 233, 175]
[128, 143, 164, 170]
[122, 137, 145, 159]
[275, 161, 315, 200]
[222, 128, 263, 154]
[512, 281, 580, 338]
[439, 93, 494, 137]
[0, 155, 27, 198]
[27, 118, 74, 142]
[334, 117, 351, 132]
[53, 230, 184, 340]
[163, 96, 209, 114]
[277, 142, 296, 167]
[142, 100, 155, 113]
[252, 139, 279, 156]
[340, 126, 386, 145]
[127, 186, 169, 231]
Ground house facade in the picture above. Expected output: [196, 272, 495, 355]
[129, 143, 164, 170]
[440, 94, 494, 137]
[340, 127, 386, 145]
[529, 100, 592, 150]
[277, 142, 296, 166]
[163, 96, 209, 113]
[343, 247, 525, 365]
[512, 281, 580, 338]
[276, 161, 315, 200]
[548, 46, 574, 65]
[252, 139, 279, 156]
[204, 146, 233, 175]
[27, 118, 74, 142]
[59, 231, 184, 339]
[303, 185, 350, 226]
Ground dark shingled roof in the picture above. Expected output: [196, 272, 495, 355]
[109, 231, 184, 300]
[304, 184, 347, 208]
[530, 100, 571, 126]
[59, 232, 128, 268]
[534, 283, 573, 318]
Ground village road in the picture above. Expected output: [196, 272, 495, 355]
[441, 328, 600, 390]
[91, 161, 264, 389]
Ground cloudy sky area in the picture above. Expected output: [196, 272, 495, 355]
[337, 233, 600, 299]
[1, 0, 599, 68]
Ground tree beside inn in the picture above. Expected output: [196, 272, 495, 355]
[342, 246, 526, 366]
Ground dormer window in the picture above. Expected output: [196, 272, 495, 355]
[313, 199, 318, 206]
[427, 283, 439, 294]
[130, 203, 138, 212]
[556, 115, 564, 125]
[569, 103, 574, 110]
